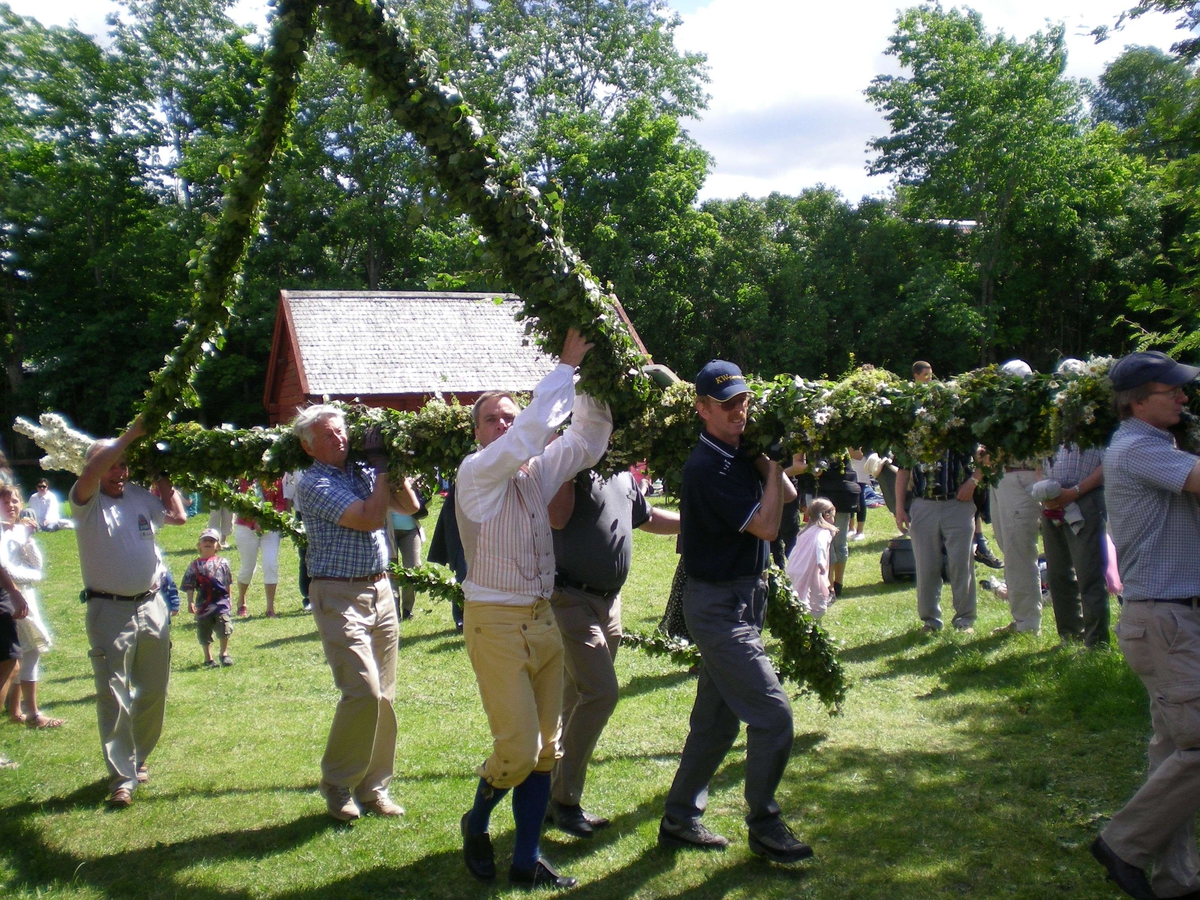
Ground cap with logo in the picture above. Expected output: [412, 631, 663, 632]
[199, 528, 223, 543]
[695, 360, 750, 402]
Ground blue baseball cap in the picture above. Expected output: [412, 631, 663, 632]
[1109, 351, 1200, 391]
[695, 360, 750, 401]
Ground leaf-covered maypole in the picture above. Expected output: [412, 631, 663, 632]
[138, 0, 321, 434]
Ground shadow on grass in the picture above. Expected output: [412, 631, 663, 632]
[621, 670, 694, 698]
[256, 631, 320, 650]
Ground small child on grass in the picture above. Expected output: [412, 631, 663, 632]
[183, 528, 234, 668]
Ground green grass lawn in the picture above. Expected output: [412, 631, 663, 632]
[0, 496, 1150, 899]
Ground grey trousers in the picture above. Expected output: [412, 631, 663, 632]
[1040, 490, 1109, 646]
[549, 586, 621, 806]
[85, 593, 171, 793]
[665, 576, 794, 830]
[1105, 601, 1200, 898]
[909, 498, 977, 630]
[391, 528, 423, 616]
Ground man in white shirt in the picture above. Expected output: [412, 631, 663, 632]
[28, 480, 73, 531]
[456, 328, 612, 891]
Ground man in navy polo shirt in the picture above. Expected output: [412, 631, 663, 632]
[1091, 350, 1200, 900]
[658, 360, 812, 865]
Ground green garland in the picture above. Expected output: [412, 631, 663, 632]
[763, 565, 848, 716]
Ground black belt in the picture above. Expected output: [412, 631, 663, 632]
[1122, 597, 1200, 609]
[83, 588, 157, 603]
[555, 574, 619, 602]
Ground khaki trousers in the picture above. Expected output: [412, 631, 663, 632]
[310, 577, 399, 800]
[991, 471, 1044, 632]
[85, 594, 171, 793]
[549, 586, 621, 806]
[1105, 601, 1200, 898]
[464, 599, 563, 789]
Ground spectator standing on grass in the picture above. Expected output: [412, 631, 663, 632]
[848, 449, 871, 542]
[785, 496, 838, 621]
[1090, 350, 1200, 900]
[183, 528, 235, 668]
[659, 359, 812, 866]
[233, 477, 285, 618]
[387, 477, 425, 620]
[28, 480, 72, 531]
[455, 328, 611, 890]
[70, 417, 187, 808]
[294, 406, 406, 822]
[282, 469, 311, 611]
[894, 449, 980, 634]
[0, 484, 62, 728]
[544, 468, 679, 840]
[989, 359, 1046, 637]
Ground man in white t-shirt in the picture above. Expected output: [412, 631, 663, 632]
[70, 417, 187, 807]
[28, 480, 73, 531]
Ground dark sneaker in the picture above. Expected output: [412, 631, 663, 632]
[461, 812, 496, 881]
[748, 820, 814, 864]
[658, 815, 729, 850]
[509, 858, 577, 890]
[1090, 836, 1154, 900]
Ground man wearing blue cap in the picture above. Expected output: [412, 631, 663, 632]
[1091, 350, 1200, 900]
[658, 360, 812, 865]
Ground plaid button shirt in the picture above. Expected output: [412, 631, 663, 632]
[297, 460, 389, 578]
[1106, 417, 1200, 601]
[1045, 445, 1104, 488]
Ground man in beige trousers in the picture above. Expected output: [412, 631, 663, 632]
[294, 406, 416, 822]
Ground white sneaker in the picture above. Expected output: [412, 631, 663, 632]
[851, 532, 867, 542]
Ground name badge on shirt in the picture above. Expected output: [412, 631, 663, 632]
[138, 514, 153, 539]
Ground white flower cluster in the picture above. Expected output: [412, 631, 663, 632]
[13, 413, 95, 475]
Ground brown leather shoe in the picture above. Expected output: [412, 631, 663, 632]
[107, 788, 132, 809]
[319, 780, 360, 821]
[359, 793, 405, 816]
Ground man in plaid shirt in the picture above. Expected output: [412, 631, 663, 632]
[295, 405, 417, 822]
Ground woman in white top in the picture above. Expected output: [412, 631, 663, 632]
[0, 484, 61, 728]
[785, 496, 839, 620]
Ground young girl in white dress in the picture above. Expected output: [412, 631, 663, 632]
[1, 483, 62, 728]
[785, 496, 839, 620]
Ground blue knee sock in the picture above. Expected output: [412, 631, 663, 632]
[467, 777, 509, 835]
[511, 771, 551, 871]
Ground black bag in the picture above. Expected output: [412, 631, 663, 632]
[880, 537, 949, 583]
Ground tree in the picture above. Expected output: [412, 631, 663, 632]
[1090, 45, 1194, 158]
[866, 4, 1086, 363]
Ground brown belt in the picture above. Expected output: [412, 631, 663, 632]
[313, 572, 386, 584]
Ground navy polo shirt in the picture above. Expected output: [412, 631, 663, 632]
[680, 431, 769, 581]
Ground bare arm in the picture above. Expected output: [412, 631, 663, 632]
[157, 476, 188, 526]
[895, 469, 911, 528]
[337, 469, 391, 532]
[638, 506, 680, 535]
[389, 477, 420, 517]
[1045, 463, 1105, 509]
[1184, 459, 1200, 496]
[0, 565, 26, 619]
[745, 458, 787, 542]
[74, 416, 146, 506]
[548, 479, 576, 530]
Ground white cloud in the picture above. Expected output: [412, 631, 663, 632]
[7, 0, 1191, 203]
[675, 0, 1187, 200]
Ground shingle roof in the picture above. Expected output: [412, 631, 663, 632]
[284, 291, 553, 396]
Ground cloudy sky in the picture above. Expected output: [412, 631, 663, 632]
[7, 0, 1190, 201]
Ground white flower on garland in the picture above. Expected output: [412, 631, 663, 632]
[13, 413, 95, 475]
